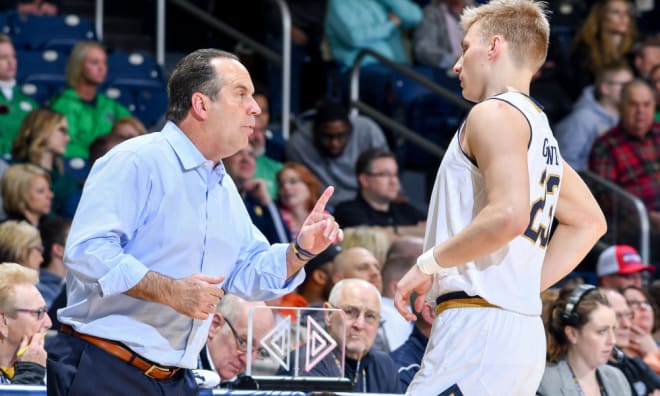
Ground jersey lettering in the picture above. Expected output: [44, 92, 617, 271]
[524, 169, 560, 248]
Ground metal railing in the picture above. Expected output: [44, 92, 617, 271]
[94, 0, 292, 139]
[579, 170, 650, 262]
[348, 49, 471, 159]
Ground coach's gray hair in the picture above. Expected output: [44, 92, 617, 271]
[166, 49, 239, 123]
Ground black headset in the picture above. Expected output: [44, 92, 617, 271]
[560, 284, 597, 327]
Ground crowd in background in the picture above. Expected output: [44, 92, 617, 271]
[0, 0, 659, 393]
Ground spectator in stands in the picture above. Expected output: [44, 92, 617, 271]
[325, 0, 422, 70]
[0, 263, 51, 385]
[50, 41, 131, 159]
[380, 255, 414, 352]
[556, 62, 633, 170]
[325, 0, 422, 116]
[413, 0, 468, 72]
[279, 278, 402, 393]
[538, 285, 630, 395]
[597, 245, 655, 289]
[332, 246, 383, 294]
[328, 246, 389, 354]
[36, 216, 69, 308]
[633, 35, 660, 80]
[339, 226, 390, 268]
[108, 116, 146, 141]
[567, 0, 636, 99]
[651, 64, 660, 121]
[1, 164, 52, 226]
[0, 220, 43, 270]
[250, 92, 283, 199]
[285, 100, 387, 207]
[199, 295, 275, 383]
[589, 80, 660, 263]
[224, 144, 290, 244]
[296, 245, 340, 310]
[390, 297, 435, 391]
[621, 285, 660, 375]
[2, 0, 58, 15]
[603, 289, 660, 395]
[334, 148, 425, 238]
[11, 108, 81, 218]
[276, 162, 323, 239]
[386, 235, 423, 261]
[0, 34, 37, 157]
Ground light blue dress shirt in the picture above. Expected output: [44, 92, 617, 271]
[59, 121, 304, 368]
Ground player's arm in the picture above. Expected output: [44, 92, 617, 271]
[423, 99, 532, 269]
[540, 164, 606, 290]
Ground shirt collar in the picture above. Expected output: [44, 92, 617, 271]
[162, 121, 226, 184]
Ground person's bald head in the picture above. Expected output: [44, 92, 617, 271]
[332, 246, 383, 293]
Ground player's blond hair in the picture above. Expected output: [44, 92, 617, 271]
[461, 0, 550, 71]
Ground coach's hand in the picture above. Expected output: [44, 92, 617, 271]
[394, 266, 433, 321]
[172, 274, 225, 320]
[297, 186, 343, 254]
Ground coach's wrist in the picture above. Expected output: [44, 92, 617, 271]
[416, 248, 441, 275]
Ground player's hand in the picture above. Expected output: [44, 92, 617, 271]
[297, 186, 343, 254]
[394, 265, 433, 321]
[173, 274, 225, 320]
[16, 332, 47, 366]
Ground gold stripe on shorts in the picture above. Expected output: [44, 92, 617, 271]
[436, 297, 499, 316]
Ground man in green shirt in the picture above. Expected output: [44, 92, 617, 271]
[50, 41, 131, 159]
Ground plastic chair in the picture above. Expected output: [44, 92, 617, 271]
[15, 48, 67, 82]
[9, 13, 96, 52]
[21, 74, 67, 106]
[105, 78, 168, 128]
[106, 50, 164, 82]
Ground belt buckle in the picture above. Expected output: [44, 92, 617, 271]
[144, 364, 175, 379]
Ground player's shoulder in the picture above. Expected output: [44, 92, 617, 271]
[465, 97, 528, 131]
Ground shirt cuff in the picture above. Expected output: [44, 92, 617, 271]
[97, 257, 150, 297]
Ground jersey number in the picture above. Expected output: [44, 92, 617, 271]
[524, 170, 560, 248]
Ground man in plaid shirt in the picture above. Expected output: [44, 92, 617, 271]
[589, 79, 660, 264]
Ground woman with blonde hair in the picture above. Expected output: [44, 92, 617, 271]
[0, 262, 51, 385]
[50, 41, 131, 159]
[11, 109, 79, 218]
[0, 221, 43, 270]
[1, 164, 52, 225]
[569, 0, 637, 97]
[339, 225, 390, 268]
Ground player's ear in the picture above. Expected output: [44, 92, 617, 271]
[488, 35, 504, 59]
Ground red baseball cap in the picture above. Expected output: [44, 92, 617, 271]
[596, 245, 655, 277]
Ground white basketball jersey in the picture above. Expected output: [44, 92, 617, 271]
[424, 91, 563, 315]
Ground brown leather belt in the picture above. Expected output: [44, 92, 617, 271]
[60, 324, 181, 380]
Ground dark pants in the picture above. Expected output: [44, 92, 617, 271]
[46, 332, 198, 396]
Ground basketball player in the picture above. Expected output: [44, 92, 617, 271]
[394, 1, 607, 395]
